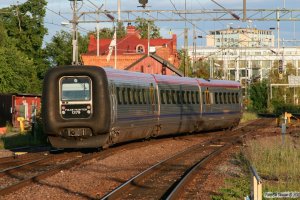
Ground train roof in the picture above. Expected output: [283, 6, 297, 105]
[103, 67, 155, 83]
[102, 67, 240, 88]
[197, 79, 241, 88]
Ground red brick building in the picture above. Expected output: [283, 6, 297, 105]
[81, 25, 181, 75]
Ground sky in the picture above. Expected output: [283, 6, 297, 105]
[0, 0, 300, 48]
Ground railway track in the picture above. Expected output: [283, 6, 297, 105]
[101, 118, 273, 200]
[0, 151, 91, 196]
[0, 119, 274, 198]
[0, 133, 203, 197]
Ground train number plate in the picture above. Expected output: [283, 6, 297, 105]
[61, 104, 91, 119]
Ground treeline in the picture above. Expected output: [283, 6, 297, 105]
[0, 0, 161, 94]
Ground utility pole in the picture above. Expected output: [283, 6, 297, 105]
[243, 0, 247, 21]
[184, 28, 188, 77]
[192, 25, 196, 72]
[70, 0, 80, 65]
[147, 21, 150, 56]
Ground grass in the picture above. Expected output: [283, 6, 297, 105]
[212, 152, 251, 200]
[0, 122, 49, 149]
[212, 135, 300, 199]
[244, 135, 300, 193]
[241, 112, 258, 123]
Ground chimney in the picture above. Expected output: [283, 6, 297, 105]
[172, 34, 177, 53]
[126, 24, 136, 35]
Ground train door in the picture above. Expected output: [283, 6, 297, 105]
[149, 83, 158, 115]
[148, 82, 160, 137]
[109, 81, 117, 125]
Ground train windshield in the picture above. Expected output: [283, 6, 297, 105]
[61, 77, 91, 101]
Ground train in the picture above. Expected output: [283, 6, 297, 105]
[42, 65, 242, 148]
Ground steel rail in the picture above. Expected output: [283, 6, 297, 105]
[100, 119, 270, 200]
[165, 136, 242, 199]
[0, 153, 99, 196]
[0, 157, 48, 174]
[100, 123, 256, 200]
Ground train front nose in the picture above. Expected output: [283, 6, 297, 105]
[43, 66, 111, 148]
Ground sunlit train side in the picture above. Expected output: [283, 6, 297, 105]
[42, 65, 242, 148]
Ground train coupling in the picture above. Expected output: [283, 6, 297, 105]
[60, 128, 93, 137]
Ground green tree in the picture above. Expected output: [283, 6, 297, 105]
[193, 59, 210, 79]
[89, 22, 126, 39]
[0, 0, 48, 90]
[178, 49, 192, 76]
[0, 0, 47, 59]
[0, 24, 40, 93]
[135, 17, 161, 39]
[249, 80, 268, 113]
[45, 30, 89, 66]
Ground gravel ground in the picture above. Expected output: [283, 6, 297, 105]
[1, 120, 290, 200]
[1, 135, 211, 200]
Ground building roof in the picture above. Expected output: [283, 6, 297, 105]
[86, 25, 177, 56]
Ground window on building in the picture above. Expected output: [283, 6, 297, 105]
[136, 45, 145, 53]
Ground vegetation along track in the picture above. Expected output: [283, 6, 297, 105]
[101, 118, 273, 200]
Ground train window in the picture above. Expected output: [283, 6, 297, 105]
[215, 93, 218, 104]
[61, 76, 91, 101]
[142, 89, 147, 104]
[160, 90, 165, 104]
[235, 93, 239, 103]
[195, 91, 199, 104]
[137, 89, 142, 104]
[133, 89, 138, 104]
[182, 91, 186, 104]
[223, 92, 227, 104]
[191, 91, 195, 104]
[116, 87, 122, 104]
[177, 91, 181, 104]
[127, 88, 132, 104]
[202, 92, 205, 104]
[166, 90, 171, 104]
[232, 93, 235, 104]
[219, 93, 223, 104]
[186, 91, 190, 104]
[171, 90, 176, 104]
[122, 88, 127, 104]
[228, 92, 231, 104]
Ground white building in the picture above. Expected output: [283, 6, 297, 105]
[206, 28, 274, 48]
[189, 28, 300, 95]
[190, 47, 300, 80]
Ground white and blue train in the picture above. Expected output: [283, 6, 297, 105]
[42, 66, 242, 148]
